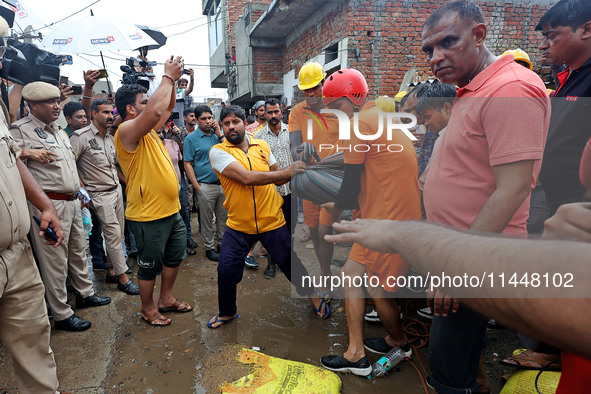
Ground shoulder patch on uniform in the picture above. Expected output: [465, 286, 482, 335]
[34, 127, 47, 139]
[89, 138, 102, 150]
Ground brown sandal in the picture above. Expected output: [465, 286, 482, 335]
[158, 300, 194, 313]
[141, 312, 172, 326]
[499, 349, 561, 371]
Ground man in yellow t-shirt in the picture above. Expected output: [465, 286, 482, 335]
[114, 56, 193, 327]
[206, 105, 330, 328]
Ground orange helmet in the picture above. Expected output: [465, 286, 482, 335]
[322, 68, 368, 106]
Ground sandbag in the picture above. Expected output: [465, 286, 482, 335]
[220, 348, 341, 394]
[500, 369, 560, 394]
[291, 150, 344, 204]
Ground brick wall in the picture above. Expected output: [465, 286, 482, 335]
[253, 47, 285, 84]
[274, 0, 553, 99]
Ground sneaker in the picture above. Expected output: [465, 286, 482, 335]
[364, 309, 381, 323]
[244, 256, 259, 269]
[364, 337, 412, 358]
[417, 307, 433, 320]
[320, 354, 372, 376]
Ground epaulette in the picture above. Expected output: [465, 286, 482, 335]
[11, 117, 32, 128]
[72, 125, 92, 136]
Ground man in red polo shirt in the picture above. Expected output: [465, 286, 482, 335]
[420, 0, 550, 392]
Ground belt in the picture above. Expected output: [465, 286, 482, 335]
[92, 185, 119, 193]
[200, 180, 221, 185]
[46, 191, 78, 201]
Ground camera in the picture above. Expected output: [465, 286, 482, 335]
[0, 39, 63, 85]
[120, 57, 155, 90]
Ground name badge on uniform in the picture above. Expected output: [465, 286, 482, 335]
[89, 138, 102, 150]
[34, 127, 47, 139]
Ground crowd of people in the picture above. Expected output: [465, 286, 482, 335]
[1, 0, 591, 392]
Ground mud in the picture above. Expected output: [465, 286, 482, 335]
[0, 219, 519, 393]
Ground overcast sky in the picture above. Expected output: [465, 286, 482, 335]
[7, 0, 227, 101]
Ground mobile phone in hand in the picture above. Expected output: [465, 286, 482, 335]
[97, 69, 108, 79]
[70, 85, 83, 95]
[33, 215, 59, 243]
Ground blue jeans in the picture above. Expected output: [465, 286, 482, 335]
[179, 176, 192, 240]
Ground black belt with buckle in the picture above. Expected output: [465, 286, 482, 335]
[200, 180, 221, 185]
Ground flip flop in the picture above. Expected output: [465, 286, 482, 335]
[499, 349, 561, 371]
[141, 312, 172, 326]
[313, 291, 331, 319]
[158, 300, 194, 313]
[207, 313, 239, 329]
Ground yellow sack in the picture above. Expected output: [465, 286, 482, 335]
[500, 369, 561, 394]
[221, 348, 341, 394]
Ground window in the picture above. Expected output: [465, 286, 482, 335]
[208, 0, 223, 55]
[324, 43, 339, 64]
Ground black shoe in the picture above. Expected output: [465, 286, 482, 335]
[54, 314, 91, 331]
[320, 354, 372, 376]
[206, 249, 219, 261]
[75, 294, 111, 309]
[364, 337, 413, 357]
[105, 274, 118, 283]
[264, 263, 276, 279]
[187, 238, 198, 249]
[117, 280, 140, 295]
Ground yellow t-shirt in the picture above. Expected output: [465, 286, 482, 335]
[114, 128, 180, 222]
[210, 138, 285, 234]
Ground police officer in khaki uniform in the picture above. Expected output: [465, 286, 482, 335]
[11, 81, 111, 332]
[0, 13, 61, 392]
[70, 99, 139, 295]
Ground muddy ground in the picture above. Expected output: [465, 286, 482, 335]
[0, 218, 522, 393]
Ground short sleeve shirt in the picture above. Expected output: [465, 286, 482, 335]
[70, 124, 119, 193]
[288, 101, 342, 160]
[183, 127, 220, 183]
[0, 105, 30, 248]
[423, 56, 551, 235]
[11, 114, 80, 194]
[254, 122, 292, 196]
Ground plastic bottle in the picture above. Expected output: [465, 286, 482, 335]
[368, 347, 405, 379]
[81, 207, 92, 235]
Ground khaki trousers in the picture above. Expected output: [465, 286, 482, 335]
[197, 183, 227, 250]
[90, 186, 127, 276]
[29, 199, 94, 321]
[0, 239, 59, 393]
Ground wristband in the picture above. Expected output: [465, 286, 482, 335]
[162, 74, 176, 84]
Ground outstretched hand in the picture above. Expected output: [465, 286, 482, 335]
[325, 219, 399, 254]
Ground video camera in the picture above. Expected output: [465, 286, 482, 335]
[120, 57, 156, 90]
[0, 39, 64, 85]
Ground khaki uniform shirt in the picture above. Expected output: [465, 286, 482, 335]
[0, 104, 30, 248]
[10, 114, 80, 194]
[70, 123, 119, 192]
